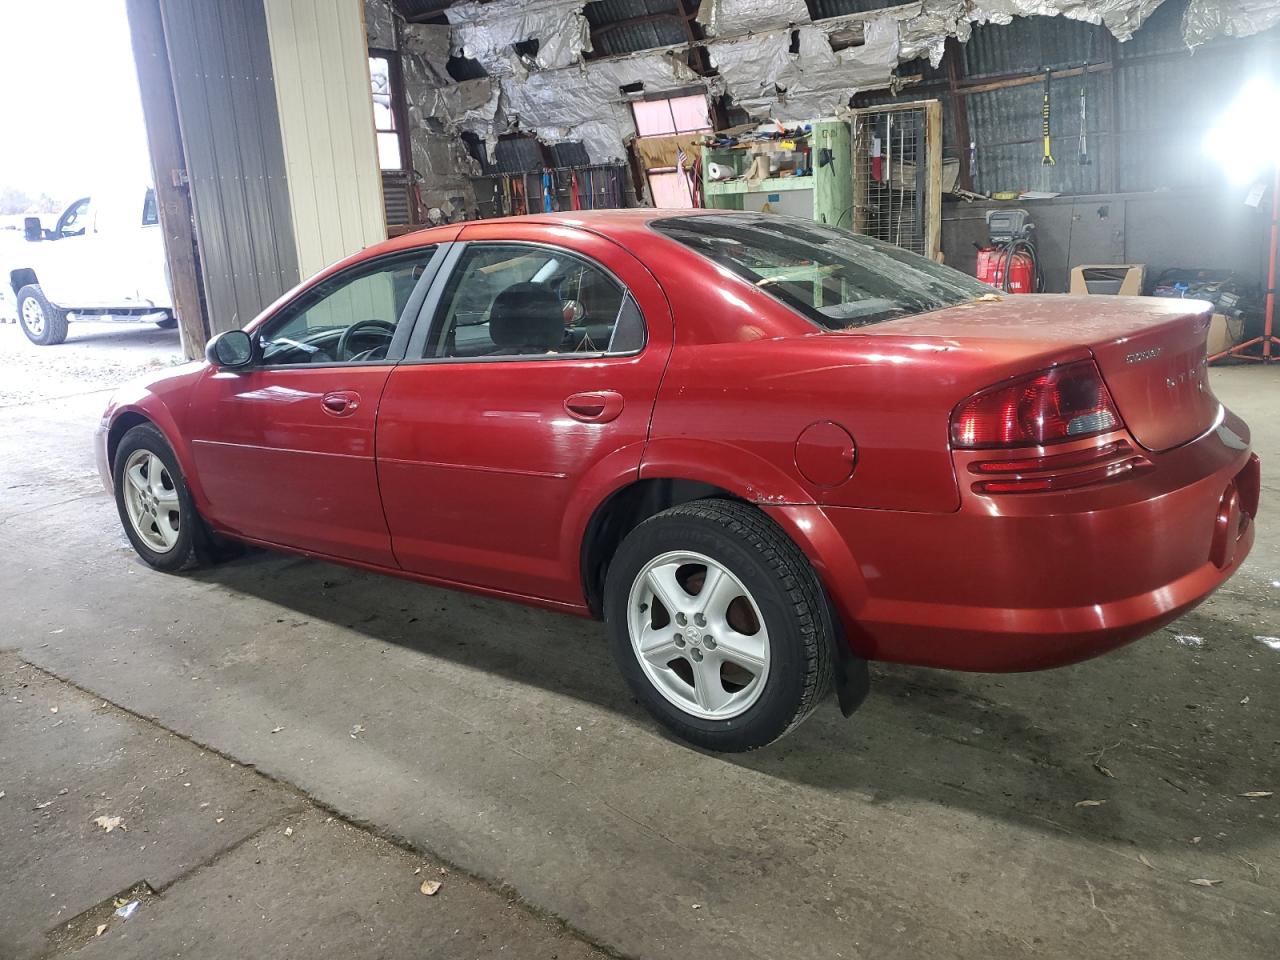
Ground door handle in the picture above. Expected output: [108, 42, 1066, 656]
[321, 391, 361, 417]
[564, 390, 624, 423]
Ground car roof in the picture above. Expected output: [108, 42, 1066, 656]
[358, 208, 728, 261]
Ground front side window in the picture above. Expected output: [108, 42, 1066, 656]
[429, 245, 645, 359]
[653, 214, 992, 330]
[58, 198, 91, 238]
[258, 250, 435, 365]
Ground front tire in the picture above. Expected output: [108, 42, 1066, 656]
[112, 424, 209, 572]
[604, 499, 833, 752]
[155, 315, 178, 329]
[16, 284, 69, 345]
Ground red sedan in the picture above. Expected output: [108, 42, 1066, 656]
[96, 211, 1258, 751]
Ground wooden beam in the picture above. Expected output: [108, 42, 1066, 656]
[125, 0, 208, 359]
[943, 37, 973, 192]
[955, 61, 1113, 97]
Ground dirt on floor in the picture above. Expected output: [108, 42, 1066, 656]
[0, 319, 186, 408]
[1, 320, 1277, 960]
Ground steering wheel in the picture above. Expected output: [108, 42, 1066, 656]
[336, 319, 396, 361]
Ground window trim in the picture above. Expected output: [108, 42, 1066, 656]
[249, 244, 447, 371]
[401, 240, 648, 364]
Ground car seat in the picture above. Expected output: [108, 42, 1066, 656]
[488, 282, 565, 355]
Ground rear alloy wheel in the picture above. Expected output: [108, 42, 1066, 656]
[113, 423, 210, 572]
[605, 499, 833, 752]
[628, 550, 771, 720]
[16, 284, 69, 345]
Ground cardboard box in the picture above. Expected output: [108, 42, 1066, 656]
[1069, 264, 1146, 296]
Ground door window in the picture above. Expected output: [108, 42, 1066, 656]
[429, 245, 645, 359]
[258, 249, 435, 366]
[57, 198, 91, 238]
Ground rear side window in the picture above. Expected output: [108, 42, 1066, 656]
[652, 214, 992, 330]
[428, 244, 645, 359]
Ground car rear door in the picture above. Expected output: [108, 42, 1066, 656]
[376, 222, 674, 605]
[186, 242, 450, 565]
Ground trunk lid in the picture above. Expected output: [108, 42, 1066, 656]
[863, 294, 1218, 452]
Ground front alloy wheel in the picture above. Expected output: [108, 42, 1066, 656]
[112, 423, 211, 572]
[121, 448, 182, 553]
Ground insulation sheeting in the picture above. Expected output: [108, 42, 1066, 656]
[401, 23, 454, 85]
[365, 0, 398, 48]
[499, 50, 702, 160]
[1183, 0, 1280, 44]
[965, 0, 1166, 40]
[709, 19, 900, 119]
[445, 0, 593, 76]
[697, 0, 814, 37]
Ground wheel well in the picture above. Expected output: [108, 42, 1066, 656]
[107, 412, 152, 472]
[580, 479, 744, 617]
[10, 268, 37, 295]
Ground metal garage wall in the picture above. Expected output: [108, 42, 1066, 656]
[162, 0, 300, 333]
[263, 0, 387, 279]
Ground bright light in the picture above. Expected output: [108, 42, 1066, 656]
[1204, 76, 1280, 185]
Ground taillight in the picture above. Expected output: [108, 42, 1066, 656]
[951, 360, 1123, 449]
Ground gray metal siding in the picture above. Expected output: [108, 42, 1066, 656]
[162, 0, 298, 333]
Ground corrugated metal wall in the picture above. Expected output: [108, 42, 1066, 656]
[161, 0, 299, 333]
[264, 0, 387, 278]
[871, 0, 1280, 199]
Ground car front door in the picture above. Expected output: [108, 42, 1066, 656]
[376, 224, 673, 605]
[186, 243, 448, 565]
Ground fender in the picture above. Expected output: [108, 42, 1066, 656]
[104, 364, 213, 512]
[639, 438, 871, 625]
[638, 437, 816, 506]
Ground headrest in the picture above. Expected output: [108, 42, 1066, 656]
[489, 282, 564, 353]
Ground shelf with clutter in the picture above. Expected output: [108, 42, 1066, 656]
[699, 118, 853, 227]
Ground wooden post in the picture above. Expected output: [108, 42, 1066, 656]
[926, 100, 943, 261]
[125, 0, 208, 359]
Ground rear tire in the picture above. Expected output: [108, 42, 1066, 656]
[113, 423, 212, 573]
[16, 284, 69, 345]
[155, 315, 178, 330]
[604, 499, 833, 752]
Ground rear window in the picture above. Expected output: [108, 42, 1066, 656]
[652, 214, 992, 330]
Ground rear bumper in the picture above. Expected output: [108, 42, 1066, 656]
[767, 414, 1257, 672]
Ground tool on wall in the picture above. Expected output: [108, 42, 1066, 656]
[1041, 68, 1056, 166]
[1078, 63, 1091, 165]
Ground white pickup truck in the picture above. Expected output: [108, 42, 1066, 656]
[5, 186, 174, 345]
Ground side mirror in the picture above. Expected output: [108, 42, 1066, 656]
[205, 329, 255, 369]
[23, 217, 42, 242]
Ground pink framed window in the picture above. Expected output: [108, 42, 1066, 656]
[631, 94, 712, 137]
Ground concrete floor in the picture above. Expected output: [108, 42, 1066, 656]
[1, 320, 1278, 959]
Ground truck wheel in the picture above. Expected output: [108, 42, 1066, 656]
[155, 316, 178, 330]
[16, 284, 69, 345]
[604, 499, 835, 752]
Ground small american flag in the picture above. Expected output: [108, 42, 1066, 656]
[676, 144, 688, 174]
